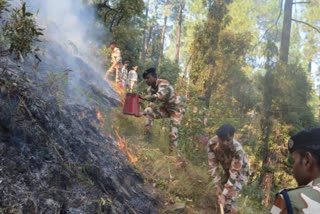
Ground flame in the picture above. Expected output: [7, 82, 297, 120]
[96, 109, 105, 127]
[114, 126, 138, 164]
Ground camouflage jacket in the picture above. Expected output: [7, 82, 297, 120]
[207, 136, 250, 194]
[128, 70, 138, 82]
[111, 47, 122, 68]
[270, 178, 320, 214]
[145, 79, 183, 112]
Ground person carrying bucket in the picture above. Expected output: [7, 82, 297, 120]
[138, 67, 185, 148]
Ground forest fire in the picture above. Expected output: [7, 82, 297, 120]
[96, 108, 105, 127]
[114, 126, 138, 164]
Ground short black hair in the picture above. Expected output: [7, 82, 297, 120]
[216, 124, 235, 141]
[109, 41, 116, 46]
[124, 60, 129, 64]
[143, 67, 157, 79]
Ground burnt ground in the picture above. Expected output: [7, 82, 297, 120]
[0, 40, 157, 214]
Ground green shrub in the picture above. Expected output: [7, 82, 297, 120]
[0, 1, 43, 60]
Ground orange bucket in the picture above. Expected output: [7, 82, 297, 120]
[123, 93, 140, 117]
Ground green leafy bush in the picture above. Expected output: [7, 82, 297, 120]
[0, 1, 43, 60]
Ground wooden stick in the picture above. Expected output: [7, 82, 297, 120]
[219, 203, 224, 214]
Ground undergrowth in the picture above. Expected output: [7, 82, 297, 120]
[96, 105, 269, 214]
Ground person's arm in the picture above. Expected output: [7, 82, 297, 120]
[208, 137, 221, 186]
[220, 149, 247, 202]
[145, 83, 171, 102]
[270, 194, 288, 214]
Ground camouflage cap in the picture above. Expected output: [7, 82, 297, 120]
[288, 128, 320, 153]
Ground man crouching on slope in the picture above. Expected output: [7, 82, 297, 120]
[139, 67, 185, 149]
[208, 124, 250, 214]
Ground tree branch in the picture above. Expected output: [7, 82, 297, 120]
[292, 18, 320, 34]
[292, 1, 310, 4]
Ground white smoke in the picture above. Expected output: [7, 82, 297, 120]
[26, 0, 104, 62]
[20, 0, 117, 102]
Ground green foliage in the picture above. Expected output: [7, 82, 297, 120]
[272, 63, 317, 131]
[158, 58, 181, 85]
[112, 23, 143, 67]
[87, 0, 145, 73]
[0, 0, 8, 18]
[91, 0, 144, 32]
[0, 1, 43, 60]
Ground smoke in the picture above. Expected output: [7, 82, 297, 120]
[20, 0, 117, 103]
[26, 0, 104, 62]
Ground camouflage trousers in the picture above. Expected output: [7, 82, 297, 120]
[142, 104, 183, 147]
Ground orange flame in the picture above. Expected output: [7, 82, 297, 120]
[114, 127, 138, 164]
[96, 109, 105, 127]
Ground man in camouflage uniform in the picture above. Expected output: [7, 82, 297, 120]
[139, 67, 184, 147]
[208, 124, 250, 214]
[270, 128, 320, 214]
[104, 42, 122, 82]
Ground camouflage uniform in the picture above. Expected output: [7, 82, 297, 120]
[270, 178, 320, 214]
[208, 136, 250, 213]
[108, 47, 122, 82]
[141, 79, 184, 147]
[127, 69, 138, 93]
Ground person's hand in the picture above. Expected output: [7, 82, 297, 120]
[137, 112, 144, 117]
[139, 95, 146, 100]
[218, 194, 225, 205]
[216, 186, 222, 197]
[199, 136, 209, 146]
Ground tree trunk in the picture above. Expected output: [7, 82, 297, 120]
[261, 149, 276, 205]
[259, 82, 275, 206]
[146, 0, 159, 56]
[259, 44, 276, 205]
[204, 64, 215, 107]
[308, 60, 312, 73]
[158, 15, 167, 67]
[175, 0, 184, 64]
[141, 0, 150, 65]
[279, 0, 293, 64]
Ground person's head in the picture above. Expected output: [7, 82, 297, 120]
[133, 65, 139, 71]
[109, 42, 116, 50]
[143, 67, 157, 86]
[124, 60, 129, 67]
[288, 128, 320, 186]
[216, 124, 235, 145]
